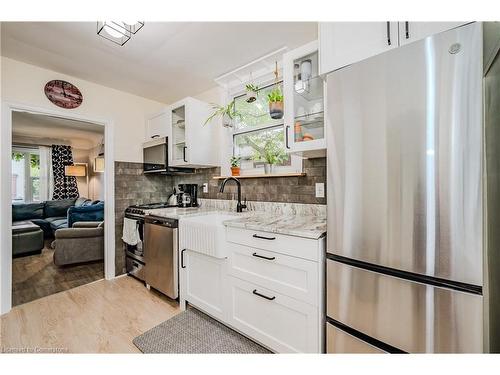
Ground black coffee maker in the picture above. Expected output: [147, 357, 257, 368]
[177, 184, 199, 208]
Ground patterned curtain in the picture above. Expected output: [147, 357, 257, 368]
[51, 145, 79, 200]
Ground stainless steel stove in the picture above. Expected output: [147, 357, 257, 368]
[124, 202, 177, 283]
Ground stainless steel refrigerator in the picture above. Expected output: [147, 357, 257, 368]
[325, 22, 500, 353]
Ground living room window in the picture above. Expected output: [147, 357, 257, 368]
[12, 147, 41, 203]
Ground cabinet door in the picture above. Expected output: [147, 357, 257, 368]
[170, 102, 188, 166]
[182, 250, 225, 320]
[145, 111, 169, 140]
[399, 22, 469, 46]
[283, 40, 326, 156]
[319, 22, 398, 75]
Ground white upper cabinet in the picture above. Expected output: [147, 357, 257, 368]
[145, 110, 170, 140]
[398, 22, 469, 46]
[319, 22, 398, 75]
[319, 22, 471, 75]
[283, 40, 326, 157]
[169, 96, 219, 168]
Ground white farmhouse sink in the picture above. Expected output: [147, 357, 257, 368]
[179, 212, 238, 258]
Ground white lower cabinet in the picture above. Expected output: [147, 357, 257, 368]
[179, 227, 325, 353]
[181, 250, 225, 320]
[227, 276, 319, 353]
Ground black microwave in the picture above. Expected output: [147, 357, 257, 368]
[143, 137, 194, 174]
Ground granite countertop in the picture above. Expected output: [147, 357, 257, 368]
[144, 207, 225, 220]
[222, 212, 326, 240]
[145, 207, 326, 240]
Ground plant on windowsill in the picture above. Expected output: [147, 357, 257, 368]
[203, 100, 241, 128]
[251, 135, 288, 174]
[267, 87, 284, 120]
[230, 156, 241, 176]
[245, 83, 259, 103]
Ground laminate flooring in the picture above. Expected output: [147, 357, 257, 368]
[1, 276, 180, 353]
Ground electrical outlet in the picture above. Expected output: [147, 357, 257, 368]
[315, 183, 325, 198]
[202, 182, 209, 193]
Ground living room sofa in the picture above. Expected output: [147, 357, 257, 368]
[53, 221, 104, 266]
[11, 197, 104, 257]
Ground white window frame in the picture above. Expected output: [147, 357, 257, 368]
[229, 77, 302, 176]
[11, 146, 40, 203]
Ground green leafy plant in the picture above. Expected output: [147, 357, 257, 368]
[267, 87, 283, 103]
[230, 156, 241, 167]
[245, 84, 259, 93]
[203, 101, 241, 127]
[250, 133, 288, 166]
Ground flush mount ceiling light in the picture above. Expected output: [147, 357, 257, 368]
[97, 21, 144, 46]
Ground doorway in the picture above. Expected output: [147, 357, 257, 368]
[1, 103, 115, 314]
[11, 112, 106, 306]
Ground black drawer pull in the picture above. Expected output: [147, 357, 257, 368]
[132, 262, 139, 268]
[252, 289, 276, 301]
[252, 234, 276, 241]
[181, 249, 186, 268]
[252, 252, 276, 261]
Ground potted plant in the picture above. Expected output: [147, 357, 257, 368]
[230, 156, 241, 176]
[267, 87, 284, 119]
[251, 134, 288, 174]
[245, 84, 259, 103]
[204, 101, 241, 128]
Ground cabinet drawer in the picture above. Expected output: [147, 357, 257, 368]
[226, 227, 319, 262]
[326, 322, 386, 353]
[228, 243, 319, 305]
[327, 259, 483, 353]
[228, 276, 319, 353]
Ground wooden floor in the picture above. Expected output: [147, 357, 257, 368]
[12, 241, 104, 306]
[1, 276, 181, 353]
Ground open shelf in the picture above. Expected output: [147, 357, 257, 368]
[213, 172, 306, 180]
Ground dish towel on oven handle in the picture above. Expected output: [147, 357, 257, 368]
[122, 217, 140, 246]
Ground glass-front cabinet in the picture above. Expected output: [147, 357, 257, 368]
[171, 103, 187, 164]
[283, 40, 326, 156]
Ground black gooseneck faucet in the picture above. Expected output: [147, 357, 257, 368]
[219, 177, 247, 213]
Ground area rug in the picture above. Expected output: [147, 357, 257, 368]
[133, 307, 272, 354]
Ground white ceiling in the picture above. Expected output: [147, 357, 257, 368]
[1, 22, 317, 103]
[13, 111, 104, 150]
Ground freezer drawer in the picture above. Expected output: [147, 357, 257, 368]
[326, 322, 386, 353]
[326, 259, 483, 353]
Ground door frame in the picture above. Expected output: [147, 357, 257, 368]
[1, 101, 116, 314]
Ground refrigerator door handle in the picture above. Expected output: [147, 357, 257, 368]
[405, 21, 410, 39]
[386, 22, 391, 46]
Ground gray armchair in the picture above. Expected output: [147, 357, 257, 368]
[53, 221, 104, 266]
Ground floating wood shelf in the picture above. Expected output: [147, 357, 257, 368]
[212, 173, 306, 180]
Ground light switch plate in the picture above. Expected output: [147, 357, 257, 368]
[202, 182, 209, 193]
[315, 183, 325, 198]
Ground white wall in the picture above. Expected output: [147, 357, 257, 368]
[1, 57, 166, 162]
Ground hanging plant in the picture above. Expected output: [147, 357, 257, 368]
[268, 87, 284, 120]
[203, 101, 241, 128]
[245, 83, 259, 103]
[268, 61, 284, 120]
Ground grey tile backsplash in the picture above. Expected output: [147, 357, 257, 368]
[114, 158, 326, 275]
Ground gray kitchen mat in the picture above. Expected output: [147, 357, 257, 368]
[133, 307, 272, 354]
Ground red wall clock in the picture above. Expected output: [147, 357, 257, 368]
[44, 80, 83, 109]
